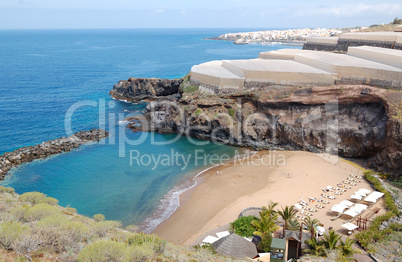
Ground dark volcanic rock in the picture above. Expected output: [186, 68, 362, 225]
[0, 129, 109, 180]
[126, 85, 401, 177]
[109, 77, 182, 102]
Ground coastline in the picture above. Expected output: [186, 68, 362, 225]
[139, 149, 255, 233]
[152, 150, 381, 246]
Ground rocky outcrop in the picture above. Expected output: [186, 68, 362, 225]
[0, 129, 109, 180]
[109, 77, 182, 102]
[125, 85, 401, 177]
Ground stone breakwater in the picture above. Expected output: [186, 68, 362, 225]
[0, 129, 109, 180]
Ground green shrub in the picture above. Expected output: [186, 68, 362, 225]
[65, 207, 77, 214]
[91, 221, 121, 238]
[0, 186, 15, 194]
[20, 192, 46, 204]
[126, 233, 166, 254]
[10, 206, 29, 222]
[93, 214, 105, 222]
[64, 221, 90, 242]
[35, 226, 75, 253]
[39, 197, 59, 206]
[183, 85, 199, 93]
[36, 213, 69, 228]
[77, 239, 127, 262]
[23, 203, 60, 222]
[228, 108, 235, 117]
[194, 108, 202, 117]
[0, 221, 30, 249]
[126, 243, 154, 262]
[230, 215, 257, 237]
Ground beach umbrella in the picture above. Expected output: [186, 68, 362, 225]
[357, 188, 370, 196]
[212, 233, 258, 259]
[340, 200, 354, 207]
[331, 204, 348, 213]
[341, 223, 359, 231]
[343, 209, 358, 217]
[350, 194, 362, 200]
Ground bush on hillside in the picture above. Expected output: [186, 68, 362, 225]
[91, 220, 121, 238]
[23, 203, 60, 222]
[0, 186, 15, 194]
[20, 192, 46, 204]
[0, 221, 30, 250]
[77, 239, 127, 262]
[39, 197, 59, 206]
[93, 214, 105, 222]
[126, 244, 155, 262]
[126, 232, 166, 254]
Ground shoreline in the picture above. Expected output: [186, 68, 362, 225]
[140, 149, 256, 233]
[153, 150, 382, 246]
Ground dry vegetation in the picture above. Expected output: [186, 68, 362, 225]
[0, 186, 246, 262]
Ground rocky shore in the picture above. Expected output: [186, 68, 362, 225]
[120, 83, 401, 177]
[0, 129, 109, 180]
[109, 77, 183, 102]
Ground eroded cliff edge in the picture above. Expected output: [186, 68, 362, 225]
[110, 77, 183, 102]
[116, 78, 401, 177]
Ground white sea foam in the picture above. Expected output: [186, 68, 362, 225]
[138, 150, 257, 233]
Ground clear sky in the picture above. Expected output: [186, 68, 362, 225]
[0, 0, 401, 29]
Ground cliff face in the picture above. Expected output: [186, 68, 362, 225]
[124, 85, 401, 177]
[109, 77, 183, 101]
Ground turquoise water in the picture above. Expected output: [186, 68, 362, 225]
[0, 29, 301, 231]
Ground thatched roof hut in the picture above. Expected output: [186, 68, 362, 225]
[212, 233, 258, 259]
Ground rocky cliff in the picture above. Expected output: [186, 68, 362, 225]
[124, 85, 401, 177]
[0, 129, 109, 180]
[109, 77, 183, 102]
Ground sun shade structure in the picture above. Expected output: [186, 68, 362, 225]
[331, 204, 348, 213]
[350, 194, 362, 200]
[212, 233, 258, 259]
[341, 223, 359, 231]
[343, 209, 359, 217]
[340, 200, 355, 207]
[364, 191, 385, 203]
[357, 188, 371, 196]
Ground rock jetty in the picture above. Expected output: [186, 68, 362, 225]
[109, 77, 183, 102]
[0, 129, 109, 180]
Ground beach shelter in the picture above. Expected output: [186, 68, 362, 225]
[353, 204, 368, 213]
[340, 200, 354, 207]
[341, 223, 359, 231]
[270, 238, 286, 262]
[212, 233, 258, 259]
[350, 194, 362, 201]
[358, 188, 371, 195]
[331, 204, 348, 213]
[343, 209, 359, 218]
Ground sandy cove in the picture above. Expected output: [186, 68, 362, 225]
[153, 150, 385, 246]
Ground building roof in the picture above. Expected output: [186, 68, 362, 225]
[212, 233, 258, 259]
[271, 238, 286, 249]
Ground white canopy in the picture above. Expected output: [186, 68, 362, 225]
[370, 191, 385, 200]
[353, 204, 368, 213]
[294, 204, 303, 210]
[350, 194, 362, 200]
[363, 195, 377, 203]
[203, 236, 219, 244]
[331, 204, 348, 213]
[341, 223, 359, 231]
[340, 200, 355, 207]
[216, 231, 230, 238]
[357, 188, 371, 196]
[343, 210, 359, 217]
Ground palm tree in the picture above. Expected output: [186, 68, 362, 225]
[261, 201, 278, 219]
[303, 216, 320, 240]
[251, 211, 279, 252]
[278, 206, 297, 238]
[287, 218, 300, 231]
[303, 237, 325, 257]
[338, 237, 360, 258]
[321, 230, 342, 250]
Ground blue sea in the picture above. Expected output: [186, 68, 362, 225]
[0, 29, 300, 232]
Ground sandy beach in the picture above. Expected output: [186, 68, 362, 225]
[153, 150, 385, 246]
